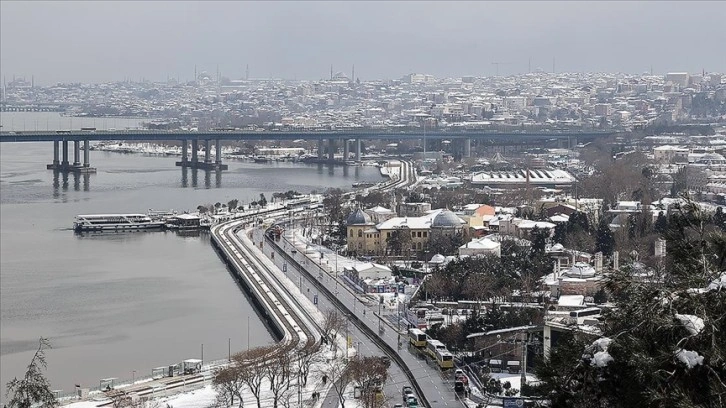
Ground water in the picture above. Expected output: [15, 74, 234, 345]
[0, 112, 382, 399]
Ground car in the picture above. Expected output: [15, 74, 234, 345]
[455, 369, 465, 378]
[394, 405, 404, 408]
[402, 386, 413, 398]
[406, 396, 418, 407]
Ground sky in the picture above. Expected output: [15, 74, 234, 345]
[1, 1, 725, 85]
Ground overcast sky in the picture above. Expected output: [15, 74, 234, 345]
[1, 1, 724, 85]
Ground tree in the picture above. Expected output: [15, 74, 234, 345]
[197, 205, 208, 214]
[348, 356, 390, 408]
[296, 342, 322, 387]
[258, 194, 267, 207]
[232, 346, 273, 408]
[213, 366, 245, 408]
[227, 199, 239, 212]
[264, 347, 293, 408]
[386, 227, 412, 256]
[323, 358, 352, 408]
[594, 215, 615, 256]
[5, 337, 58, 408]
[536, 200, 726, 407]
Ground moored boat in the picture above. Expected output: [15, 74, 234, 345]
[73, 214, 165, 232]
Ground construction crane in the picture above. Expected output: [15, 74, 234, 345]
[491, 62, 511, 76]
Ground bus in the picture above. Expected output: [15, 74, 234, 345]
[426, 339, 446, 359]
[408, 328, 427, 348]
[436, 349, 454, 369]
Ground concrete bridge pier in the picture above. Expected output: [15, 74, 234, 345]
[61, 140, 69, 167]
[343, 139, 350, 161]
[204, 140, 211, 164]
[52, 141, 60, 168]
[176, 138, 227, 170]
[463, 138, 472, 158]
[215, 139, 222, 165]
[328, 139, 335, 161]
[47, 139, 96, 173]
[181, 140, 188, 163]
[73, 141, 81, 166]
[191, 140, 198, 163]
[83, 140, 90, 167]
[355, 138, 361, 162]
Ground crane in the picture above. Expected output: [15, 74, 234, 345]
[491, 62, 511, 76]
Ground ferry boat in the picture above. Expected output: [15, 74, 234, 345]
[73, 214, 166, 232]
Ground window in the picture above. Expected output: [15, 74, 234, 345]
[387, 232, 391, 238]
[423, 231, 428, 237]
[358, 230, 363, 238]
[417, 242, 422, 250]
[417, 231, 422, 238]
[350, 230, 354, 237]
[411, 231, 415, 238]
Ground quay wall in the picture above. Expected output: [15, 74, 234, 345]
[210, 234, 286, 342]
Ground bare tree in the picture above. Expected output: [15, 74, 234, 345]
[264, 346, 293, 408]
[322, 358, 352, 408]
[348, 356, 391, 408]
[322, 309, 346, 355]
[212, 366, 245, 408]
[233, 346, 275, 408]
[296, 342, 322, 386]
[5, 337, 58, 408]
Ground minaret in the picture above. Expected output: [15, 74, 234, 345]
[246, 64, 249, 80]
[330, 64, 333, 80]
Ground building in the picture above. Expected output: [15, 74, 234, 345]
[653, 145, 689, 163]
[346, 208, 467, 256]
[458, 237, 501, 257]
[470, 169, 577, 190]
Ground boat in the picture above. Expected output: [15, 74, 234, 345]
[253, 156, 270, 163]
[73, 214, 166, 232]
[352, 181, 375, 188]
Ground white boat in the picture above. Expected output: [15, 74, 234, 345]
[73, 214, 165, 232]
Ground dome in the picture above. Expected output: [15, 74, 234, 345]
[432, 210, 465, 228]
[564, 262, 596, 278]
[430, 253, 447, 264]
[550, 243, 565, 252]
[346, 208, 371, 225]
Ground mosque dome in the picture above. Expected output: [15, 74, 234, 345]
[346, 208, 371, 225]
[432, 210, 465, 228]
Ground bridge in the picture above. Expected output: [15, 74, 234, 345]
[0, 129, 616, 173]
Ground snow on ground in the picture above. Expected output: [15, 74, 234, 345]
[488, 373, 539, 396]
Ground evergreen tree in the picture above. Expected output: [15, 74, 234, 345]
[594, 216, 615, 256]
[536, 201, 726, 407]
[530, 226, 548, 253]
[654, 210, 668, 235]
[5, 338, 58, 408]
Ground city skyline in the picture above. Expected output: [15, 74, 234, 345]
[1, 1, 726, 85]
